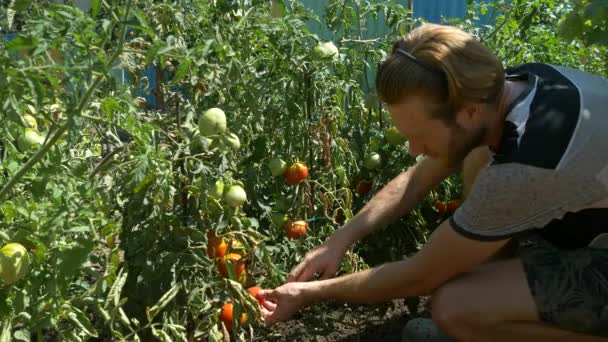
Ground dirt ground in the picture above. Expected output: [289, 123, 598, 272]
[254, 297, 430, 342]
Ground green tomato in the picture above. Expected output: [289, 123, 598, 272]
[313, 45, 327, 59]
[0, 243, 30, 285]
[271, 212, 289, 228]
[224, 133, 240, 150]
[268, 158, 287, 177]
[384, 126, 407, 145]
[224, 185, 247, 207]
[198, 107, 227, 137]
[23, 114, 38, 130]
[209, 179, 225, 199]
[313, 41, 339, 60]
[18, 129, 44, 151]
[363, 152, 382, 170]
[321, 42, 339, 59]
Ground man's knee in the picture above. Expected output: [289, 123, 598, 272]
[431, 279, 496, 339]
[431, 281, 474, 338]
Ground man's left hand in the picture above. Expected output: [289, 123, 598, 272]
[258, 282, 315, 325]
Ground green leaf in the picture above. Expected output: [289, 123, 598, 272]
[173, 59, 192, 83]
[57, 240, 95, 278]
[91, 0, 101, 17]
[0, 319, 11, 342]
[146, 284, 180, 322]
[9, 0, 32, 11]
[67, 306, 98, 337]
[6, 36, 38, 51]
[106, 267, 128, 308]
[12, 330, 29, 342]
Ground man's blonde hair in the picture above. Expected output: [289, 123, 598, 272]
[376, 24, 504, 122]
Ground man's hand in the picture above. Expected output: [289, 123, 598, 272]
[287, 237, 348, 282]
[258, 282, 314, 325]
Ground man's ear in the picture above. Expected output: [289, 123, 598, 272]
[455, 102, 484, 129]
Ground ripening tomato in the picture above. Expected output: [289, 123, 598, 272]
[285, 162, 308, 185]
[217, 253, 245, 280]
[220, 302, 247, 332]
[285, 220, 307, 239]
[206, 232, 227, 258]
[434, 200, 447, 216]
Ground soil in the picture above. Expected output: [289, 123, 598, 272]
[254, 297, 431, 342]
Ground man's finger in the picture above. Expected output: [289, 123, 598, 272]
[261, 307, 272, 317]
[286, 262, 306, 282]
[319, 266, 337, 280]
[257, 289, 275, 300]
[261, 299, 276, 311]
[262, 309, 278, 326]
[294, 265, 317, 282]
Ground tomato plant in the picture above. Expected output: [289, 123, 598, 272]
[0, 0, 604, 340]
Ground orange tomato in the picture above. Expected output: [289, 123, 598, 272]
[434, 200, 447, 216]
[447, 199, 462, 213]
[285, 220, 307, 239]
[220, 302, 247, 331]
[217, 253, 245, 280]
[285, 162, 308, 185]
[206, 232, 227, 258]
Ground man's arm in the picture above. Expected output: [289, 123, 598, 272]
[332, 157, 459, 247]
[259, 220, 510, 325]
[310, 221, 509, 303]
[286, 157, 460, 283]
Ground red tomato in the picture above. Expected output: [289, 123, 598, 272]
[355, 180, 372, 195]
[434, 200, 447, 216]
[285, 162, 308, 185]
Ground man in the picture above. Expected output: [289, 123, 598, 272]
[258, 23, 608, 341]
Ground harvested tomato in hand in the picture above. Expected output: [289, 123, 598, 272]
[285, 220, 307, 239]
[206, 232, 227, 258]
[285, 162, 308, 185]
[434, 200, 447, 216]
[217, 253, 245, 280]
[248, 286, 267, 306]
[220, 302, 247, 331]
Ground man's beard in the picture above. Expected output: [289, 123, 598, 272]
[446, 124, 487, 168]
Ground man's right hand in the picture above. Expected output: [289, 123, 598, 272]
[287, 237, 349, 282]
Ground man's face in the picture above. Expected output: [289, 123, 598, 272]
[386, 96, 487, 168]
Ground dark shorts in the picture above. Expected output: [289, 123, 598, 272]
[514, 232, 608, 336]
